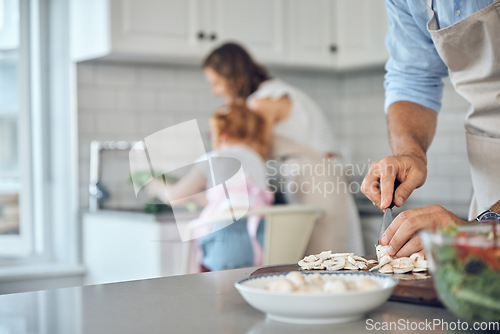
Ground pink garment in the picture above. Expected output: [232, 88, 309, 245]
[190, 175, 273, 272]
[244, 176, 274, 266]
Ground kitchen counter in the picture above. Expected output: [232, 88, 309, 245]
[80, 208, 198, 223]
[1, 267, 465, 334]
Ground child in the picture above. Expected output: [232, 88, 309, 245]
[146, 104, 273, 272]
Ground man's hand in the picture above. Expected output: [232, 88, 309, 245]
[362, 101, 437, 209]
[380, 205, 467, 257]
[361, 154, 427, 209]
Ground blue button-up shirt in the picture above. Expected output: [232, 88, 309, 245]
[384, 0, 494, 113]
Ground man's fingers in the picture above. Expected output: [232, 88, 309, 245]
[361, 173, 382, 207]
[380, 172, 396, 210]
[386, 205, 440, 255]
[386, 211, 421, 256]
[393, 171, 423, 207]
[384, 205, 464, 258]
[380, 215, 404, 246]
[362, 154, 426, 209]
[394, 236, 424, 258]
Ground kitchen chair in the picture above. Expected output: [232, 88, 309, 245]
[181, 205, 324, 274]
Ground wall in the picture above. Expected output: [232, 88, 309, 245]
[77, 62, 472, 217]
[77, 62, 220, 210]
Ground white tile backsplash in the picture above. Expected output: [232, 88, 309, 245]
[78, 87, 116, 110]
[94, 64, 137, 87]
[158, 91, 199, 112]
[95, 113, 139, 135]
[76, 62, 473, 212]
[137, 115, 176, 136]
[78, 113, 95, 136]
[137, 66, 177, 87]
[116, 89, 158, 111]
[76, 63, 95, 84]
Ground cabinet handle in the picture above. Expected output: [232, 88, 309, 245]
[330, 45, 338, 53]
[209, 33, 217, 41]
[198, 31, 205, 40]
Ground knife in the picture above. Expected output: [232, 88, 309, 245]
[378, 180, 401, 245]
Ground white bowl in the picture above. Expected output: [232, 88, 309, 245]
[235, 271, 398, 325]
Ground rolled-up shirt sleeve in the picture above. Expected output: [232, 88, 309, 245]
[384, 0, 449, 113]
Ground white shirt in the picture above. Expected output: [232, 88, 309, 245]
[247, 78, 338, 155]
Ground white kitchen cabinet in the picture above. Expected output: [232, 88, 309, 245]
[288, 0, 337, 68]
[288, 0, 388, 70]
[71, 0, 388, 70]
[209, 0, 286, 63]
[110, 0, 205, 59]
[71, 0, 285, 64]
[335, 0, 388, 69]
[71, 0, 205, 62]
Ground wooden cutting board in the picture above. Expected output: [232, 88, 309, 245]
[250, 264, 443, 307]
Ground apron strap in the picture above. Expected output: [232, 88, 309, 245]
[426, 0, 439, 30]
[426, 0, 434, 23]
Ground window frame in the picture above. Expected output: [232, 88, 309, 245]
[0, 0, 34, 257]
[0, 0, 80, 269]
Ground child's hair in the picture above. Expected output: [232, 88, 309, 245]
[210, 103, 267, 157]
[202, 42, 270, 99]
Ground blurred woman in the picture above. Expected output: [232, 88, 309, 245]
[202, 42, 364, 255]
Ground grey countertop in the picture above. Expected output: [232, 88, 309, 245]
[0, 267, 467, 334]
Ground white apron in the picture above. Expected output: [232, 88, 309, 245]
[270, 136, 365, 255]
[426, 0, 500, 218]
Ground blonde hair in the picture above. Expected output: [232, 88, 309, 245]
[210, 103, 268, 158]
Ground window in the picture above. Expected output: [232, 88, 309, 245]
[0, 0, 80, 268]
[0, 0, 34, 257]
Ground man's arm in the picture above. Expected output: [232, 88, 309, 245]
[387, 101, 436, 165]
[386, 101, 437, 207]
[472, 200, 500, 222]
[361, 1, 457, 257]
[361, 102, 437, 209]
[490, 201, 500, 213]
[361, 0, 446, 210]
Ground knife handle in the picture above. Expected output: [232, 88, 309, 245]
[388, 179, 401, 209]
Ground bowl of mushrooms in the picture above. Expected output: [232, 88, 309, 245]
[235, 271, 397, 324]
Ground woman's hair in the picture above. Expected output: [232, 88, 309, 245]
[202, 42, 270, 99]
[210, 103, 267, 157]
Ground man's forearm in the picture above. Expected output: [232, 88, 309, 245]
[468, 200, 500, 223]
[387, 101, 438, 164]
[489, 200, 500, 213]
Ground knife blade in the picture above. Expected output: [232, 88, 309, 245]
[377, 179, 401, 245]
[378, 208, 393, 245]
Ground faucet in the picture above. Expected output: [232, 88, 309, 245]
[88, 141, 139, 211]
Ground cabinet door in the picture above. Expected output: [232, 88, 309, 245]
[335, 0, 388, 69]
[111, 0, 205, 58]
[288, 0, 337, 68]
[208, 0, 286, 63]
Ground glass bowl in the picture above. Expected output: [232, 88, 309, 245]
[420, 223, 500, 322]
